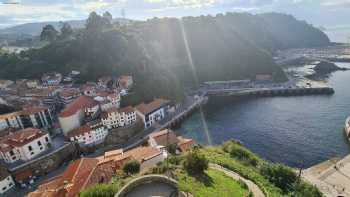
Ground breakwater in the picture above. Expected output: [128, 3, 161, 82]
[205, 87, 334, 97]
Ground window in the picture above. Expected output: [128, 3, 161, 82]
[45, 137, 49, 142]
[40, 147, 43, 150]
[12, 156, 16, 160]
[9, 182, 13, 187]
[38, 141, 42, 146]
[9, 150, 14, 156]
[28, 145, 33, 151]
[31, 152, 34, 155]
[2, 186, 7, 191]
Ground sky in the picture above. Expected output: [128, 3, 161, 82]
[0, 0, 350, 42]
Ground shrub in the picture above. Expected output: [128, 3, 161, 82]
[223, 140, 260, 166]
[123, 160, 140, 175]
[167, 144, 178, 155]
[294, 182, 323, 197]
[78, 184, 118, 197]
[183, 149, 208, 175]
[260, 163, 297, 193]
[168, 155, 184, 165]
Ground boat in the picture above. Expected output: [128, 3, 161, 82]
[345, 116, 350, 140]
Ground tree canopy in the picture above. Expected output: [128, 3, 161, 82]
[40, 25, 58, 42]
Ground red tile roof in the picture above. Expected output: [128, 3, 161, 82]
[14, 169, 32, 182]
[59, 96, 98, 118]
[177, 137, 196, 152]
[59, 89, 81, 98]
[67, 124, 91, 138]
[4, 128, 46, 147]
[119, 106, 135, 114]
[149, 129, 179, 147]
[124, 146, 162, 161]
[27, 157, 116, 197]
[21, 106, 48, 115]
[135, 99, 170, 115]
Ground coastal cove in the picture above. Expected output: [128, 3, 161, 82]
[177, 62, 350, 168]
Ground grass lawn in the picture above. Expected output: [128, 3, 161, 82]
[176, 169, 250, 197]
[200, 146, 285, 197]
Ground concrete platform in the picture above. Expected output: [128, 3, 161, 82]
[302, 155, 350, 197]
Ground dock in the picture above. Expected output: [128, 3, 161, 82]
[302, 155, 350, 197]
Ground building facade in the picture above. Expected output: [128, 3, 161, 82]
[0, 128, 52, 164]
[0, 107, 53, 131]
[0, 166, 15, 194]
[135, 99, 169, 128]
[58, 96, 99, 135]
[101, 106, 137, 130]
[68, 121, 108, 146]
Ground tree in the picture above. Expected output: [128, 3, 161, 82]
[183, 149, 208, 175]
[123, 160, 140, 175]
[103, 11, 113, 26]
[261, 163, 297, 193]
[40, 25, 58, 42]
[60, 22, 73, 39]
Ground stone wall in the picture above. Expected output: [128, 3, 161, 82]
[115, 175, 178, 197]
[104, 119, 144, 146]
[10, 142, 78, 180]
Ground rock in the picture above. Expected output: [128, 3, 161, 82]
[313, 61, 348, 74]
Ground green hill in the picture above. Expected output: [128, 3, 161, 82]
[79, 140, 322, 197]
[0, 12, 330, 101]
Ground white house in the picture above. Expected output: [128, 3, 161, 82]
[0, 166, 15, 194]
[135, 99, 170, 128]
[0, 128, 52, 164]
[59, 96, 100, 135]
[94, 92, 121, 111]
[0, 106, 53, 131]
[41, 73, 62, 86]
[67, 121, 108, 146]
[101, 106, 137, 130]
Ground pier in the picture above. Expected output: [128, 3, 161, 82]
[203, 87, 334, 97]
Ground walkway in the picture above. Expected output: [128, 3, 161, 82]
[209, 163, 265, 197]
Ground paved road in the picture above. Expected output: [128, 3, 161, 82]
[209, 163, 265, 197]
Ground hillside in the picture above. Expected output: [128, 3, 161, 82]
[79, 141, 322, 197]
[0, 12, 330, 101]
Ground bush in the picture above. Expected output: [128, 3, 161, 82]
[294, 182, 323, 197]
[123, 160, 140, 175]
[78, 184, 118, 197]
[166, 144, 178, 155]
[260, 163, 297, 193]
[223, 140, 260, 167]
[183, 149, 208, 175]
